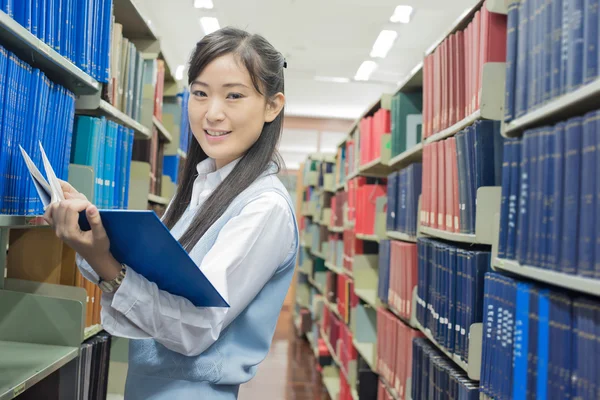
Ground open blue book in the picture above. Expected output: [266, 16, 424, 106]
[20, 142, 229, 308]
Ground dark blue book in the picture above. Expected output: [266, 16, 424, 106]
[498, 140, 514, 259]
[536, 289, 551, 398]
[567, 0, 585, 92]
[584, 0, 599, 83]
[516, 132, 532, 265]
[513, 282, 532, 400]
[542, 0, 553, 103]
[578, 111, 597, 277]
[456, 130, 469, 233]
[516, 0, 530, 117]
[596, 114, 600, 279]
[560, 117, 583, 274]
[560, 0, 570, 95]
[464, 126, 476, 234]
[551, 0, 564, 98]
[548, 122, 566, 270]
[538, 128, 552, 269]
[531, 129, 545, 268]
[505, 0, 520, 121]
[527, 288, 539, 400]
[378, 239, 391, 304]
[526, 0, 538, 111]
[507, 140, 522, 259]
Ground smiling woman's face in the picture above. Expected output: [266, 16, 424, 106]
[187, 53, 269, 169]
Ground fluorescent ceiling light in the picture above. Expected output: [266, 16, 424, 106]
[175, 65, 185, 81]
[200, 17, 220, 34]
[314, 76, 351, 83]
[194, 0, 214, 9]
[390, 5, 413, 23]
[354, 61, 378, 81]
[370, 30, 398, 58]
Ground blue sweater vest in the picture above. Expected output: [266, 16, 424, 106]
[123, 168, 299, 399]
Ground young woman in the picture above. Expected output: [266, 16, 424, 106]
[44, 27, 299, 399]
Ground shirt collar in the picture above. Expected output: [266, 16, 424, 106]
[195, 157, 242, 189]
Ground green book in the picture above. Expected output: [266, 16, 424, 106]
[391, 92, 423, 157]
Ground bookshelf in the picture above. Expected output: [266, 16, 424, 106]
[75, 98, 153, 140]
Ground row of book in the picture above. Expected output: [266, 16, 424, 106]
[0, 46, 76, 215]
[376, 307, 422, 399]
[71, 116, 135, 210]
[497, 109, 600, 278]
[4, 0, 113, 83]
[386, 163, 422, 237]
[330, 190, 346, 229]
[378, 240, 418, 322]
[390, 92, 423, 158]
[327, 232, 344, 268]
[411, 337, 479, 400]
[420, 120, 504, 234]
[422, 1, 507, 138]
[334, 144, 347, 188]
[504, 0, 598, 121]
[480, 272, 599, 400]
[342, 229, 378, 274]
[416, 237, 491, 363]
[358, 107, 390, 166]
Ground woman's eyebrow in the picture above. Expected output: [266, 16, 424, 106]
[191, 80, 249, 89]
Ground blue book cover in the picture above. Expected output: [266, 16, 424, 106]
[513, 283, 531, 400]
[447, 246, 457, 354]
[536, 289, 550, 398]
[542, 0, 553, 103]
[560, 0, 570, 95]
[113, 126, 122, 209]
[551, 0, 564, 98]
[596, 113, 600, 279]
[515, 131, 531, 265]
[529, 130, 543, 267]
[456, 131, 468, 233]
[397, 168, 407, 234]
[497, 139, 511, 259]
[411, 163, 422, 237]
[584, 0, 599, 83]
[567, 0, 584, 92]
[386, 171, 398, 231]
[464, 126, 476, 234]
[378, 239, 391, 304]
[560, 116, 583, 274]
[527, 288, 539, 399]
[548, 122, 566, 270]
[31, 0, 38, 37]
[540, 126, 554, 269]
[527, 0, 538, 110]
[578, 111, 597, 277]
[0, 47, 8, 214]
[505, 0, 520, 121]
[516, 0, 530, 117]
[507, 140, 522, 259]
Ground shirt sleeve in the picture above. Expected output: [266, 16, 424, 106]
[88, 191, 296, 356]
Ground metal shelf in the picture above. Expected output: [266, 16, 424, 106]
[425, 110, 481, 144]
[503, 77, 600, 137]
[148, 194, 170, 206]
[0, 11, 99, 95]
[386, 231, 417, 243]
[358, 157, 393, 178]
[492, 258, 600, 297]
[152, 116, 173, 143]
[0, 341, 79, 400]
[352, 339, 377, 372]
[325, 261, 345, 275]
[83, 324, 104, 341]
[356, 233, 380, 242]
[0, 215, 47, 229]
[386, 143, 423, 171]
[75, 100, 152, 140]
[354, 288, 378, 309]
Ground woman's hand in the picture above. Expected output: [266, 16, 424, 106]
[44, 180, 121, 281]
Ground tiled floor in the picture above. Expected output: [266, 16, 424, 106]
[239, 306, 330, 400]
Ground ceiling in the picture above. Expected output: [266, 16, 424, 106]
[133, 0, 479, 169]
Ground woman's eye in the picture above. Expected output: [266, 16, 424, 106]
[192, 90, 207, 97]
[227, 93, 244, 100]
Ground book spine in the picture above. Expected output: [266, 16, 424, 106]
[516, 0, 530, 117]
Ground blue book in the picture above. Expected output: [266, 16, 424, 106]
[386, 171, 398, 231]
[411, 163, 422, 237]
[584, 0, 599, 83]
[578, 111, 597, 277]
[513, 283, 532, 400]
[596, 114, 600, 279]
[19, 142, 229, 308]
[378, 239, 391, 304]
[507, 140, 522, 259]
[516, 0, 530, 117]
[551, 0, 564, 98]
[456, 131, 468, 233]
[505, 0, 520, 121]
[536, 289, 551, 398]
[397, 168, 407, 234]
[464, 126, 476, 234]
[560, 0, 570, 95]
[567, 0, 585, 91]
[560, 117, 583, 274]
[548, 122, 566, 270]
[527, 0, 538, 110]
[543, 0, 553, 103]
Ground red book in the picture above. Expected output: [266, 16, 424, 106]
[465, 22, 471, 116]
[445, 139, 454, 231]
[451, 138, 460, 232]
[422, 145, 430, 227]
[456, 30, 465, 122]
[430, 144, 438, 229]
[437, 141, 446, 230]
[472, 11, 481, 113]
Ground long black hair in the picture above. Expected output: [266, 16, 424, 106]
[162, 27, 285, 252]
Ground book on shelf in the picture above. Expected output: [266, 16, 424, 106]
[422, 0, 507, 138]
[479, 272, 598, 400]
[350, 176, 386, 235]
[420, 120, 504, 234]
[0, 46, 76, 215]
[386, 163, 422, 237]
[19, 142, 228, 308]
[411, 337, 479, 399]
[376, 307, 423, 398]
[359, 107, 390, 166]
[416, 237, 491, 363]
[390, 92, 423, 158]
[497, 109, 599, 279]
[506, 0, 598, 121]
[5, 0, 113, 83]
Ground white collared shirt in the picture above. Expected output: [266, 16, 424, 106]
[76, 158, 295, 356]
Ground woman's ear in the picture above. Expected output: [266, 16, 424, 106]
[264, 92, 285, 123]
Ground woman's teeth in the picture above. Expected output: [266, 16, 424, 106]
[206, 130, 230, 137]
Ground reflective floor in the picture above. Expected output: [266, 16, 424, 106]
[239, 306, 330, 400]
